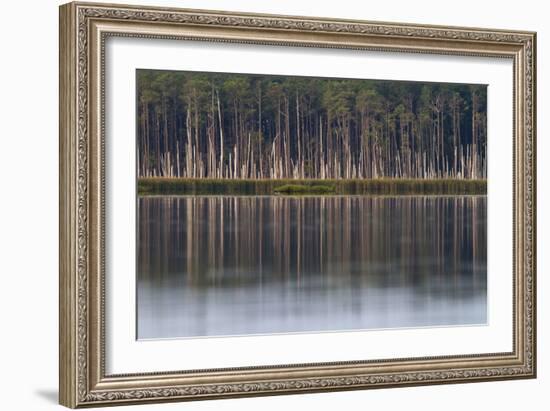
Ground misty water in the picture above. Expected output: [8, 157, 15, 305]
[137, 195, 487, 339]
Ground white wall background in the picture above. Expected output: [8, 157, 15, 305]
[0, 0, 546, 409]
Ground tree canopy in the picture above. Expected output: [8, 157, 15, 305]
[137, 69, 487, 180]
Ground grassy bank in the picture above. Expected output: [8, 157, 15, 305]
[273, 184, 336, 195]
[138, 178, 487, 196]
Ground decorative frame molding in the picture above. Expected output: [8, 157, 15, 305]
[59, 2, 536, 408]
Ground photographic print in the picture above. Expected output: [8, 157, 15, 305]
[60, 4, 536, 406]
[136, 70, 488, 340]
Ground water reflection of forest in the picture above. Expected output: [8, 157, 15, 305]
[138, 195, 487, 289]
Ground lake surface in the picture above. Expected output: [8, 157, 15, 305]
[137, 195, 487, 339]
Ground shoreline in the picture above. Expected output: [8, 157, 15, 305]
[138, 178, 487, 196]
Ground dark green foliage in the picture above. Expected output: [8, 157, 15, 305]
[137, 69, 488, 180]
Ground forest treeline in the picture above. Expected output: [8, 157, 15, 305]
[137, 70, 487, 180]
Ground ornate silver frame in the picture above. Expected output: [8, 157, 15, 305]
[59, 1, 536, 408]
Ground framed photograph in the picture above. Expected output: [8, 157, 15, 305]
[59, 2, 536, 408]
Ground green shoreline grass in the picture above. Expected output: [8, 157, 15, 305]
[274, 184, 336, 195]
[138, 178, 487, 196]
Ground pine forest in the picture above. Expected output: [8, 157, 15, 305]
[137, 69, 487, 183]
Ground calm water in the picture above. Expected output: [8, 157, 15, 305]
[137, 195, 487, 339]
